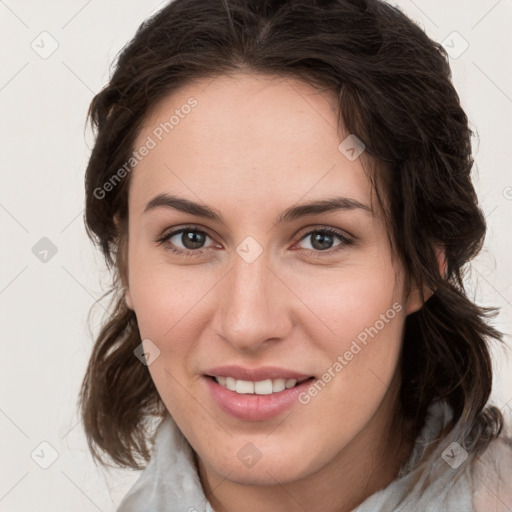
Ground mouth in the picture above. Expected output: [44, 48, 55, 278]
[203, 374, 316, 421]
[205, 375, 314, 395]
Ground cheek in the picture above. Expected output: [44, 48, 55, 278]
[129, 241, 403, 350]
[127, 245, 207, 339]
[292, 262, 405, 407]
[127, 260, 215, 402]
[130, 268, 203, 414]
[294, 263, 402, 345]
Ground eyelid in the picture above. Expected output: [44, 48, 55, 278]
[295, 224, 353, 241]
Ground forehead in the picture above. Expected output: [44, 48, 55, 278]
[129, 72, 375, 218]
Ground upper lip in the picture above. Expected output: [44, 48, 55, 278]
[204, 365, 313, 382]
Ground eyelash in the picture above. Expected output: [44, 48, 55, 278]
[156, 224, 354, 259]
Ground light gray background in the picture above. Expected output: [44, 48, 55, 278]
[0, 1, 511, 510]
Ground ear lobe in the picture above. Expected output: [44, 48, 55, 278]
[405, 245, 446, 315]
[125, 290, 134, 310]
[435, 245, 447, 279]
[114, 214, 121, 231]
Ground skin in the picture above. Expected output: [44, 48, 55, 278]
[121, 72, 440, 512]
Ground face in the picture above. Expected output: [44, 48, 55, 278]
[122, 73, 424, 490]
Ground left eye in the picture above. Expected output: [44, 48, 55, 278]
[296, 228, 349, 252]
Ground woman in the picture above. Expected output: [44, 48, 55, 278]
[78, 0, 512, 510]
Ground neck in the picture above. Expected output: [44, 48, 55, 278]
[197, 385, 415, 512]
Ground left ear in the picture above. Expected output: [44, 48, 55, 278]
[405, 245, 447, 315]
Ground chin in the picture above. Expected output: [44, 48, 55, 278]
[202, 446, 317, 486]
[222, 463, 306, 486]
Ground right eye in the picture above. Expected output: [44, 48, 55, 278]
[156, 225, 217, 257]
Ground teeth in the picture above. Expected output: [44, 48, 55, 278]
[254, 380, 272, 394]
[236, 380, 255, 394]
[272, 378, 286, 392]
[214, 376, 302, 395]
[225, 377, 236, 391]
[285, 379, 297, 389]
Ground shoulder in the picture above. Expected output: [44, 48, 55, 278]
[472, 430, 512, 512]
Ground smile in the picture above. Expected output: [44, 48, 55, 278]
[204, 374, 316, 421]
[212, 376, 310, 395]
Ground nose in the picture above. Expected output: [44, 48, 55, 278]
[213, 249, 293, 353]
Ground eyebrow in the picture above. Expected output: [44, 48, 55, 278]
[143, 193, 373, 224]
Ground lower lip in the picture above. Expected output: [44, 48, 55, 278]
[204, 376, 315, 421]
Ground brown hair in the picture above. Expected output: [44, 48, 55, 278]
[78, 0, 508, 497]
